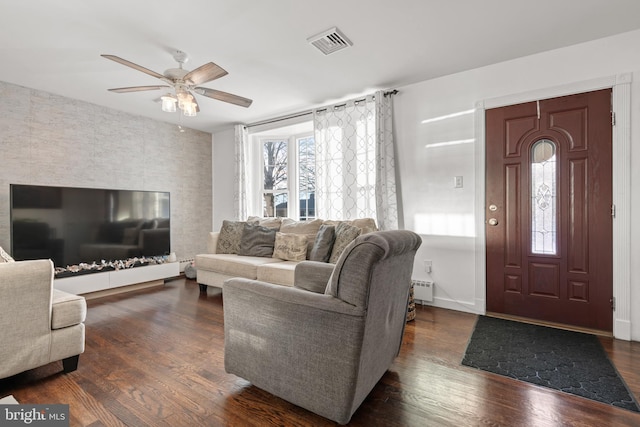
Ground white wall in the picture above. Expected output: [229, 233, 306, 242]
[394, 29, 640, 340]
[212, 127, 236, 231]
[212, 29, 640, 340]
[0, 81, 213, 263]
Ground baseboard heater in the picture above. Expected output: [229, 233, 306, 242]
[412, 279, 434, 302]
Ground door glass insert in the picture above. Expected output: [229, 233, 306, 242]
[531, 139, 557, 255]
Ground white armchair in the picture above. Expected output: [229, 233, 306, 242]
[0, 259, 86, 379]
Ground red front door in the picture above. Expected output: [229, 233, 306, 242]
[485, 89, 613, 332]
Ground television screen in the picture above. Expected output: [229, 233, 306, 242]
[10, 184, 170, 268]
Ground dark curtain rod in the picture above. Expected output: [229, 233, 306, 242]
[245, 89, 398, 129]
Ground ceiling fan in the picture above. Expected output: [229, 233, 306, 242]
[101, 50, 252, 117]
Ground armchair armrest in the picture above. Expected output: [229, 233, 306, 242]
[51, 289, 87, 330]
[0, 259, 53, 320]
[206, 231, 220, 254]
[293, 261, 334, 294]
[224, 277, 362, 316]
[0, 259, 54, 354]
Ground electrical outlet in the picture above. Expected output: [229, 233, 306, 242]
[454, 176, 463, 188]
[424, 259, 432, 273]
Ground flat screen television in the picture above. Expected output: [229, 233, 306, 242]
[10, 184, 170, 268]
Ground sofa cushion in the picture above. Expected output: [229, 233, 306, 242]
[216, 220, 246, 254]
[324, 218, 378, 234]
[329, 222, 362, 264]
[247, 216, 283, 230]
[238, 223, 276, 257]
[51, 289, 87, 330]
[273, 233, 308, 261]
[309, 225, 336, 262]
[256, 261, 298, 286]
[294, 261, 335, 293]
[196, 253, 284, 279]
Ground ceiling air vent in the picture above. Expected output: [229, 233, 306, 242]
[307, 27, 353, 55]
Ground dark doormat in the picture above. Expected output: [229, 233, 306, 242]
[462, 316, 640, 412]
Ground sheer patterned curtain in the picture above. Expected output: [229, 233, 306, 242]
[375, 91, 399, 230]
[313, 91, 398, 229]
[233, 124, 249, 220]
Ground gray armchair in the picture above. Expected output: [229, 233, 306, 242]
[223, 230, 422, 424]
[0, 259, 86, 379]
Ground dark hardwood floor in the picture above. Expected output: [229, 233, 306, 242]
[2, 278, 640, 426]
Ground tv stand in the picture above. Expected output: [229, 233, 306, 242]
[54, 262, 179, 297]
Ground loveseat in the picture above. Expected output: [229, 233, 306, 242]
[195, 217, 377, 291]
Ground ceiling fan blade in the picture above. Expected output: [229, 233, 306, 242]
[194, 87, 253, 108]
[101, 54, 166, 80]
[108, 85, 170, 93]
[184, 62, 228, 86]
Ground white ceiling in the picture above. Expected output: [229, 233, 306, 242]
[2, 0, 640, 133]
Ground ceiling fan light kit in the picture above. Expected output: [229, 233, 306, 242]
[101, 50, 252, 117]
[160, 94, 177, 113]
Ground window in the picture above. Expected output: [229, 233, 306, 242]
[262, 139, 289, 217]
[258, 132, 315, 220]
[297, 135, 316, 220]
[531, 139, 557, 255]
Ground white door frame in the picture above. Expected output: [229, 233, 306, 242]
[474, 73, 632, 340]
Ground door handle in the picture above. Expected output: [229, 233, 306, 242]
[488, 218, 499, 226]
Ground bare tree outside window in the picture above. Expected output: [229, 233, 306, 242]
[263, 140, 288, 217]
[298, 136, 316, 220]
[259, 133, 315, 219]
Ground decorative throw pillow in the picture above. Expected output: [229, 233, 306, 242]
[324, 218, 378, 234]
[280, 218, 323, 234]
[280, 218, 323, 257]
[349, 218, 378, 234]
[216, 220, 246, 254]
[0, 246, 15, 263]
[309, 224, 336, 262]
[329, 222, 362, 264]
[272, 233, 308, 261]
[238, 223, 276, 257]
[246, 216, 282, 230]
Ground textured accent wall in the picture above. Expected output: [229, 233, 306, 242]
[0, 80, 212, 263]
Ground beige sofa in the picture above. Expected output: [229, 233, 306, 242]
[195, 217, 377, 291]
[0, 259, 87, 379]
